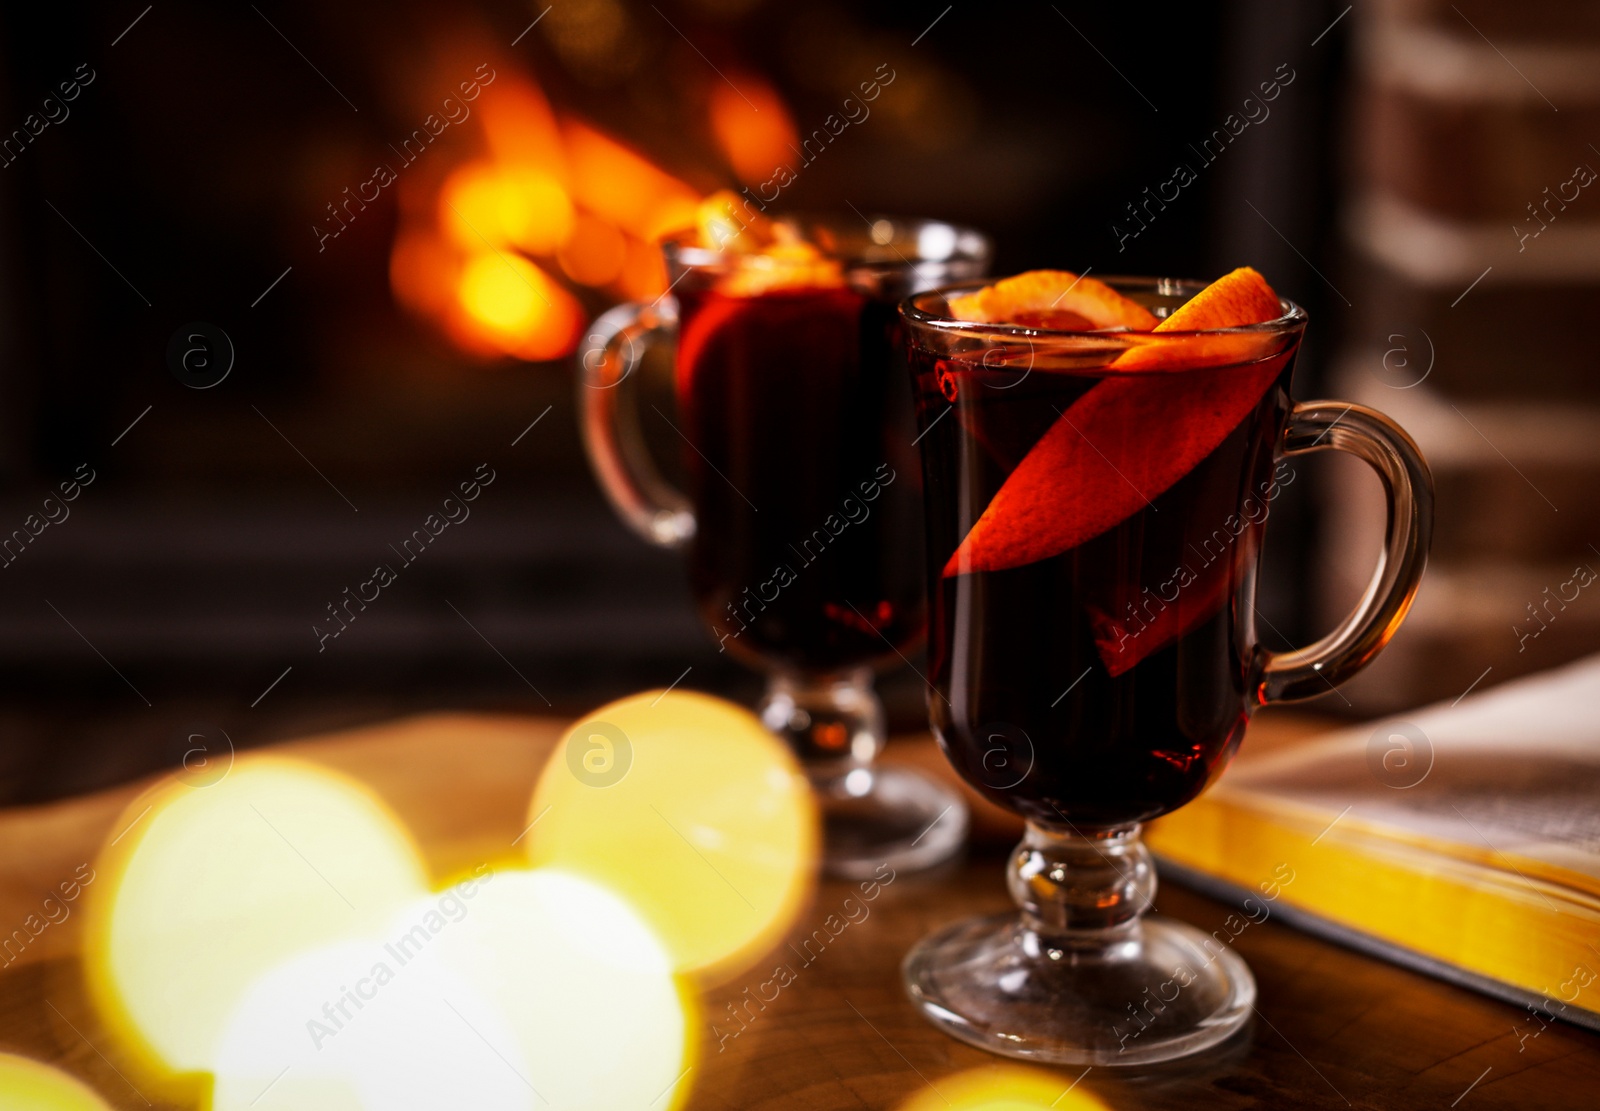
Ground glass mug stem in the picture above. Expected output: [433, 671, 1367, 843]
[1010, 821, 1153, 939]
[758, 668, 885, 770]
[758, 669, 966, 881]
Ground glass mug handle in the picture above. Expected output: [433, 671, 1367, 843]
[577, 300, 696, 549]
[1253, 400, 1434, 704]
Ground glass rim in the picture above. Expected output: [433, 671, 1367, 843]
[901, 274, 1308, 338]
[660, 213, 991, 272]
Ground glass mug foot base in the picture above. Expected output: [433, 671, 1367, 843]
[902, 912, 1254, 1066]
[811, 764, 968, 880]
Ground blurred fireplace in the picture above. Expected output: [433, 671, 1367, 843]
[0, 0, 1345, 799]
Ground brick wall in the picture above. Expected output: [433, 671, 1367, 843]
[1322, 0, 1600, 710]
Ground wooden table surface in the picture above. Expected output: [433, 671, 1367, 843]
[0, 711, 1595, 1110]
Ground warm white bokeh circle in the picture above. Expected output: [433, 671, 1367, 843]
[421, 869, 691, 1110]
[209, 938, 529, 1111]
[208, 869, 689, 1111]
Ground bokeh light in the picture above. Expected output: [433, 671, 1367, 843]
[83, 757, 430, 1085]
[557, 212, 627, 288]
[439, 161, 575, 255]
[209, 937, 521, 1111]
[454, 252, 585, 361]
[420, 869, 691, 1110]
[708, 74, 799, 186]
[387, 66, 714, 356]
[0, 1054, 113, 1111]
[475, 74, 567, 180]
[561, 121, 700, 242]
[209, 870, 689, 1111]
[524, 690, 817, 980]
[896, 1066, 1112, 1111]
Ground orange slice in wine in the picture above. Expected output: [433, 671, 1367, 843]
[1110, 266, 1284, 372]
[948, 270, 1158, 332]
[943, 268, 1289, 579]
[696, 190, 774, 254]
[1086, 545, 1236, 678]
[694, 191, 843, 295]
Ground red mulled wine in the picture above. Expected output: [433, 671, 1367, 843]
[676, 279, 926, 675]
[907, 341, 1298, 827]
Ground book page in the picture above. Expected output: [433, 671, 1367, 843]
[1231, 655, 1600, 879]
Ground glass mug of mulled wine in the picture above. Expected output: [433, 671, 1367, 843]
[579, 197, 991, 878]
[897, 269, 1433, 1064]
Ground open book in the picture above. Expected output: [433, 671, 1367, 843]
[1146, 655, 1600, 1035]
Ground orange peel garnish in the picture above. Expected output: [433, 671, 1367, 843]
[1110, 266, 1285, 372]
[947, 270, 1159, 332]
[694, 190, 842, 295]
[943, 267, 1293, 579]
[1158, 266, 1282, 330]
[696, 190, 771, 255]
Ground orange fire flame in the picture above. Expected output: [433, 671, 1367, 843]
[391, 59, 797, 365]
[707, 73, 798, 187]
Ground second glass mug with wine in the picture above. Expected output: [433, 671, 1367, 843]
[579, 195, 990, 877]
[898, 267, 1433, 1064]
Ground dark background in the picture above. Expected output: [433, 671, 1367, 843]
[0, 1, 1352, 802]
